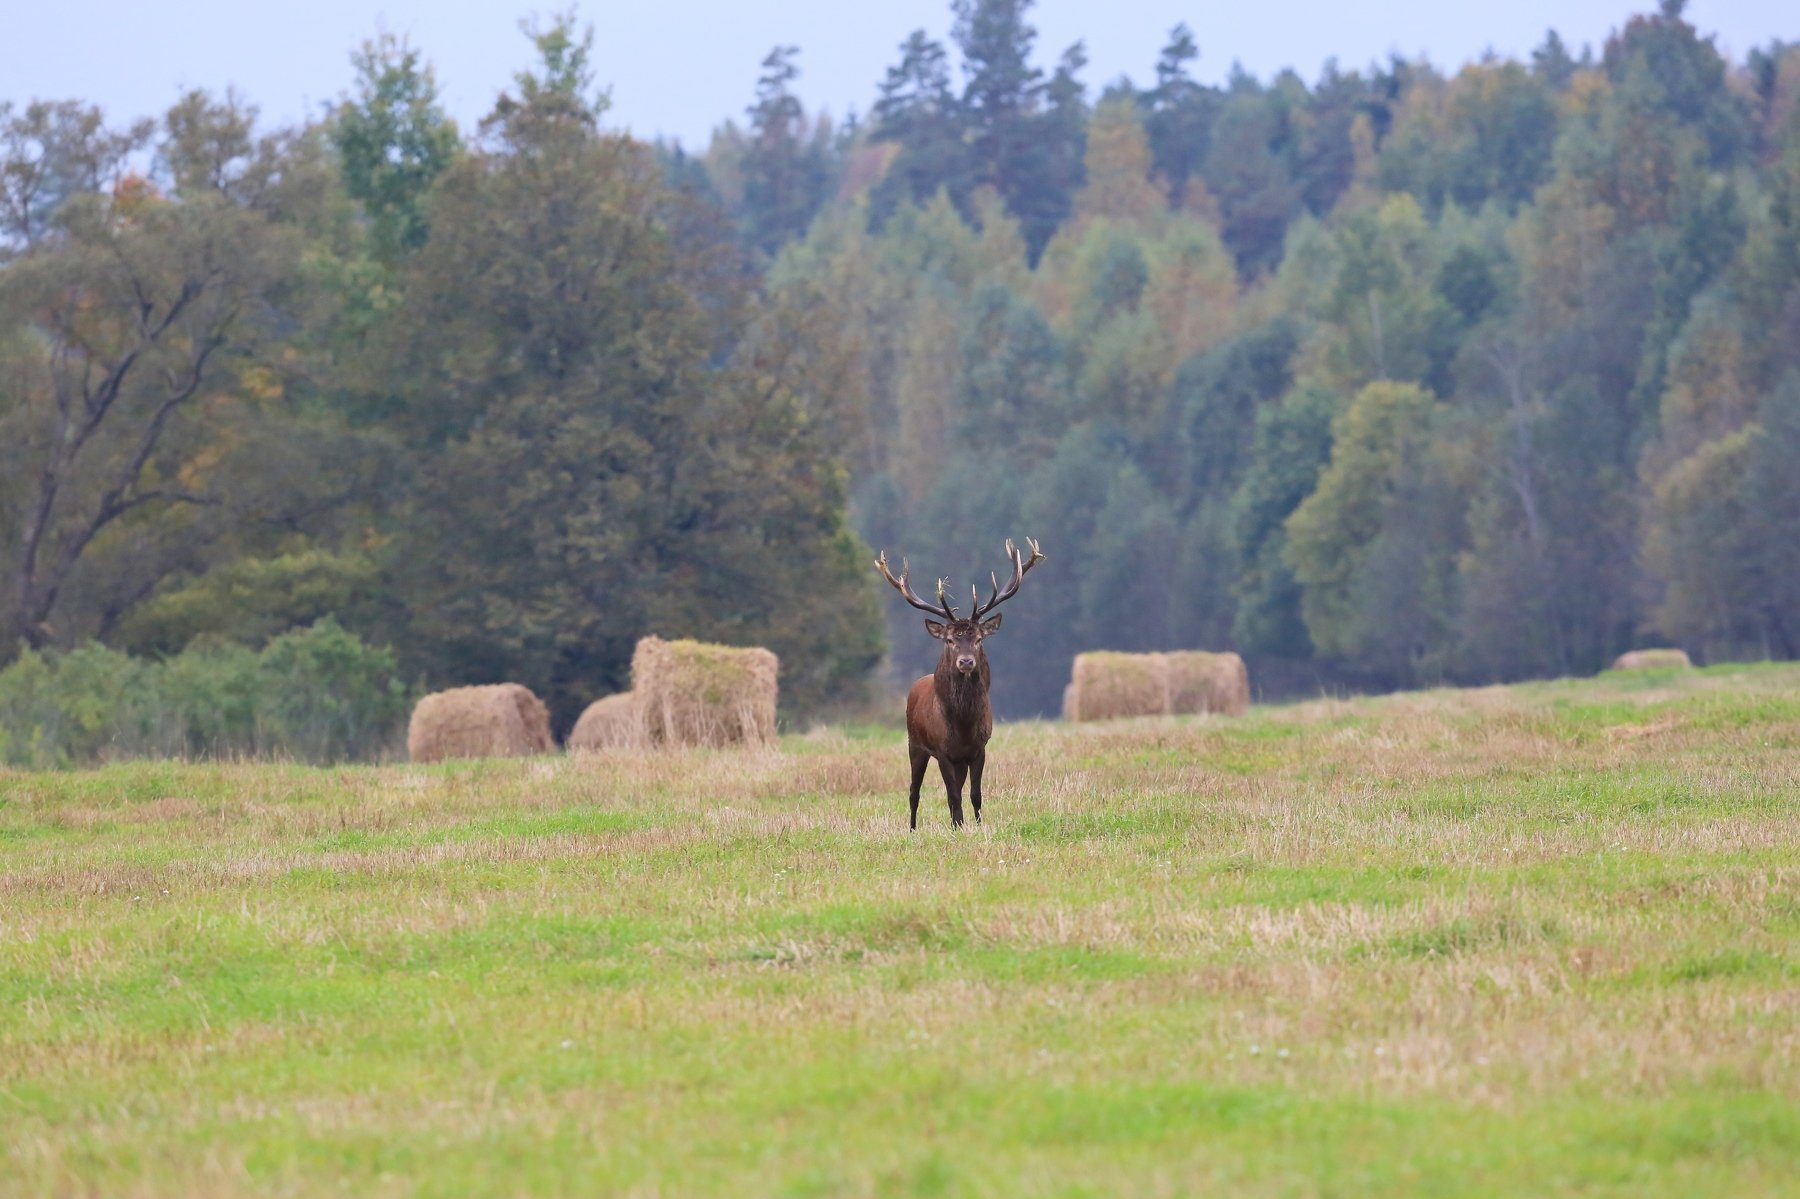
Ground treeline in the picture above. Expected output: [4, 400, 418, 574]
[0, 20, 880, 748]
[3, 3, 1798, 747]
[698, 0, 1800, 712]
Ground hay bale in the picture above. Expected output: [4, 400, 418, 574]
[1065, 651, 1170, 722]
[407, 683, 553, 763]
[631, 636, 778, 748]
[567, 691, 646, 752]
[1165, 650, 1251, 717]
[1063, 649, 1252, 721]
[1610, 648, 1692, 671]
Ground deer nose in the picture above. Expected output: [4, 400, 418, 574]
[956, 655, 976, 671]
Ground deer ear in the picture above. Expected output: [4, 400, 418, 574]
[979, 613, 1002, 636]
[923, 619, 948, 639]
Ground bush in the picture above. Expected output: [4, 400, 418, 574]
[0, 620, 414, 768]
[256, 619, 410, 762]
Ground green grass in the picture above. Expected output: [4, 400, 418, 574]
[3, 665, 1799, 1196]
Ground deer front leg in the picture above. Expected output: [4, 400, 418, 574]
[968, 747, 986, 824]
[938, 757, 965, 828]
[908, 745, 930, 830]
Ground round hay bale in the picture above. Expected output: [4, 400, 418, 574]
[1610, 648, 1692, 671]
[567, 691, 646, 752]
[407, 683, 553, 763]
[1065, 652, 1170, 722]
[631, 636, 779, 748]
[1165, 650, 1251, 717]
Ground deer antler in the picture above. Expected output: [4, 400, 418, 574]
[875, 550, 958, 619]
[973, 537, 1045, 619]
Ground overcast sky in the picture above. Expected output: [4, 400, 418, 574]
[4, 1, 1794, 148]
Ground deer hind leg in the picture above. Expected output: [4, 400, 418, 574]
[968, 748, 986, 824]
[908, 745, 930, 831]
[938, 757, 965, 828]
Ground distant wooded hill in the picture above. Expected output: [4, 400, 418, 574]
[2, 2, 1796, 734]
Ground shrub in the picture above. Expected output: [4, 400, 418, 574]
[257, 619, 412, 762]
[0, 620, 414, 768]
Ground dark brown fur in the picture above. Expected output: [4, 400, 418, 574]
[905, 619, 998, 828]
[874, 537, 1044, 830]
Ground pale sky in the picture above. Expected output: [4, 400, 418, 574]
[4, 1, 1794, 148]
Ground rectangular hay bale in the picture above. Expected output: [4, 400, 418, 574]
[631, 636, 779, 748]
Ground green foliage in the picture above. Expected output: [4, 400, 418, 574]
[1284, 381, 1443, 672]
[6, 3, 1800, 742]
[0, 99, 152, 244]
[1647, 372, 1800, 658]
[1379, 62, 1557, 211]
[956, 281, 1075, 454]
[1202, 77, 1305, 275]
[1229, 383, 1339, 656]
[870, 31, 974, 221]
[1141, 23, 1217, 204]
[359, 41, 881, 726]
[1303, 193, 1461, 393]
[1601, 3, 1750, 171]
[869, 0, 1086, 259]
[0, 620, 410, 768]
[503, 13, 609, 124]
[117, 550, 380, 656]
[734, 47, 838, 259]
[1168, 318, 1299, 510]
[0, 91, 367, 658]
[1076, 467, 1176, 650]
[331, 33, 461, 262]
[255, 618, 412, 763]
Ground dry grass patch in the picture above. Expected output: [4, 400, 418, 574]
[2, 663, 1798, 1196]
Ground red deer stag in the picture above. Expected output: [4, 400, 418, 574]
[874, 538, 1045, 829]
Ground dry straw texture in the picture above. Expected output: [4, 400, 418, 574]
[1065, 651, 1170, 721]
[1611, 648, 1693, 670]
[567, 692, 646, 752]
[1165, 650, 1251, 716]
[1065, 650, 1251, 721]
[406, 683, 554, 763]
[632, 636, 778, 748]
[5, 663, 1800, 1195]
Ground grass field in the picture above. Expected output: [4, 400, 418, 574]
[2, 664, 1798, 1197]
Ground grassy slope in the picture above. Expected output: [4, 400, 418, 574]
[2, 664, 1797, 1197]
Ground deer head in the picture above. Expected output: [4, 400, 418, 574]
[874, 538, 1045, 676]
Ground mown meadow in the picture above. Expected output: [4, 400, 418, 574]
[2, 664, 1797, 1196]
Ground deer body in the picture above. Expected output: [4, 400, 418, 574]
[875, 538, 1044, 830]
[905, 644, 995, 828]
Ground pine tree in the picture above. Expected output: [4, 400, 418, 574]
[1143, 24, 1219, 204]
[871, 30, 973, 219]
[738, 46, 835, 259]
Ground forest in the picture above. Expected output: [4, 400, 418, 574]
[2, 0, 1798, 757]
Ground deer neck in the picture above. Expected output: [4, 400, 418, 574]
[934, 649, 990, 720]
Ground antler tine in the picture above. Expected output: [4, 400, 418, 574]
[972, 535, 1047, 619]
[875, 550, 957, 619]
